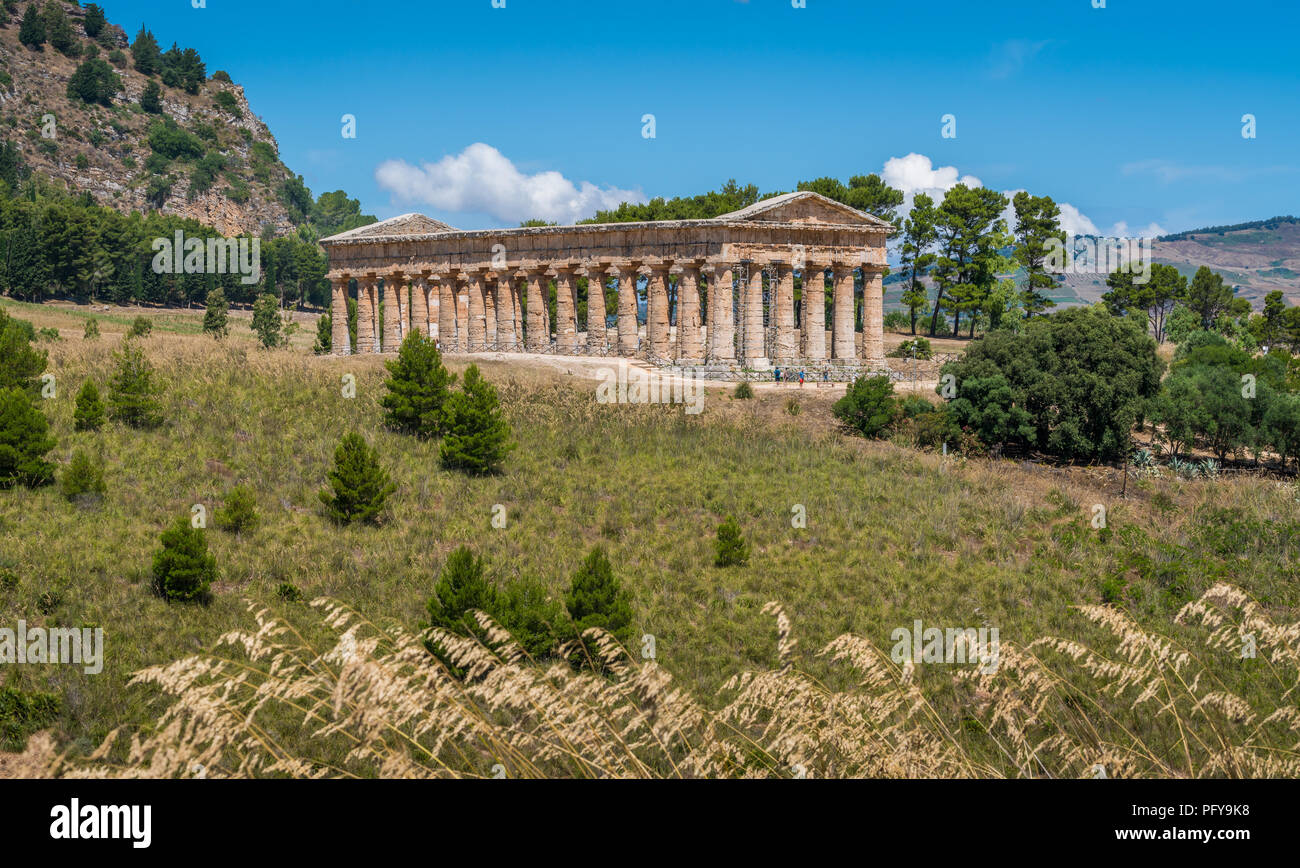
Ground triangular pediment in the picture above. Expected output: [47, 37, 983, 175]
[322, 213, 459, 242]
[711, 191, 891, 228]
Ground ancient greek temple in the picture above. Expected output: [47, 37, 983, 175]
[321, 191, 891, 370]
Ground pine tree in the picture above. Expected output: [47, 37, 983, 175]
[140, 79, 162, 113]
[381, 332, 455, 438]
[202, 288, 229, 338]
[0, 307, 48, 395]
[43, 1, 75, 55]
[73, 379, 105, 431]
[130, 24, 160, 75]
[251, 293, 282, 348]
[438, 364, 513, 474]
[108, 339, 164, 429]
[18, 3, 45, 50]
[83, 318, 100, 340]
[425, 546, 496, 635]
[151, 515, 216, 602]
[60, 447, 105, 502]
[0, 387, 56, 489]
[563, 547, 634, 657]
[318, 432, 395, 525]
[83, 4, 107, 39]
[714, 515, 750, 567]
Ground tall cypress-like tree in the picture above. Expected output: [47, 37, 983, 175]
[380, 332, 455, 437]
[82, 4, 107, 39]
[130, 24, 160, 75]
[438, 365, 513, 474]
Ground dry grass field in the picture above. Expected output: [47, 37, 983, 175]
[2, 300, 1298, 777]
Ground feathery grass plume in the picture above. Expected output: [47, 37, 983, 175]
[24, 583, 1299, 779]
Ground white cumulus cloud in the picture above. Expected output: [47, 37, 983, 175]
[375, 143, 646, 225]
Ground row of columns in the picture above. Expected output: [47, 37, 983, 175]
[331, 261, 884, 365]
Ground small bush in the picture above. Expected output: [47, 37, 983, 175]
[274, 582, 303, 602]
[833, 375, 899, 439]
[733, 381, 754, 399]
[214, 485, 258, 534]
[714, 515, 750, 567]
[73, 379, 104, 431]
[60, 448, 106, 503]
[151, 516, 216, 603]
[127, 316, 152, 338]
[0, 687, 60, 752]
[381, 332, 455, 438]
[108, 339, 164, 429]
[562, 547, 634, 660]
[439, 365, 513, 475]
[0, 387, 56, 488]
[83, 318, 100, 340]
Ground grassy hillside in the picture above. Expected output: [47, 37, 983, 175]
[3, 301, 1299, 776]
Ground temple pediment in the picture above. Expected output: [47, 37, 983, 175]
[712, 191, 892, 228]
[322, 213, 459, 242]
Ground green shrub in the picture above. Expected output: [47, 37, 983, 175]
[381, 332, 455, 438]
[496, 575, 563, 659]
[274, 582, 303, 602]
[213, 90, 240, 117]
[151, 516, 216, 603]
[318, 433, 395, 525]
[127, 315, 152, 338]
[425, 546, 496, 636]
[887, 336, 933, 360]
[734, 381, 754, 399]
[439, 365, 513, 475]
[203, 288, 229, 338]
[83, 317, 100, 340]
[214, 485, 258, 534]
[60, 447, 105, 502]
[0, 307, 47, 394]
[0, 687, 60, 752]
[833, 375, 899, 439]
[714, 515, 750, 567]
[251, 293, 283, 348]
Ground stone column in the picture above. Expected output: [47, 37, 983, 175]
[331, 277, 351, 356]
[832, 264, 856, 361]
[584, 264, 608, 354]
[464, 271, 486, 351]
[555, 267, 578, 354]
[614, 264, 639, 356]
[525, 271, 547, 352]
[645, 266, 670, 359]
[357, 277, 376, 353]
[861, 265, 885, 364]
[774, 264, 795, 364]
[411, 274, 429, 342]
[494, 271, 516, 350]
[437, 279, 455, 349]
[383, 272, 403, 352]
[802, 264, 827, 361]
[707, 262, 735, 362]
[743, 263, 766, 365]
[674, 263, 703, 364]
[512, 276, 524, 350]
[456, 285, 469, 351]
[484, 278, 498, 349]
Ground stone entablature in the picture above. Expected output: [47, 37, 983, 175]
[321, 191, 891, 369]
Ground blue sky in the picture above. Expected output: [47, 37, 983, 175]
[98, 0, 1299, 235]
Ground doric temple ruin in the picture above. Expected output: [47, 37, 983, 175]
[321, 191, 891, 371]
